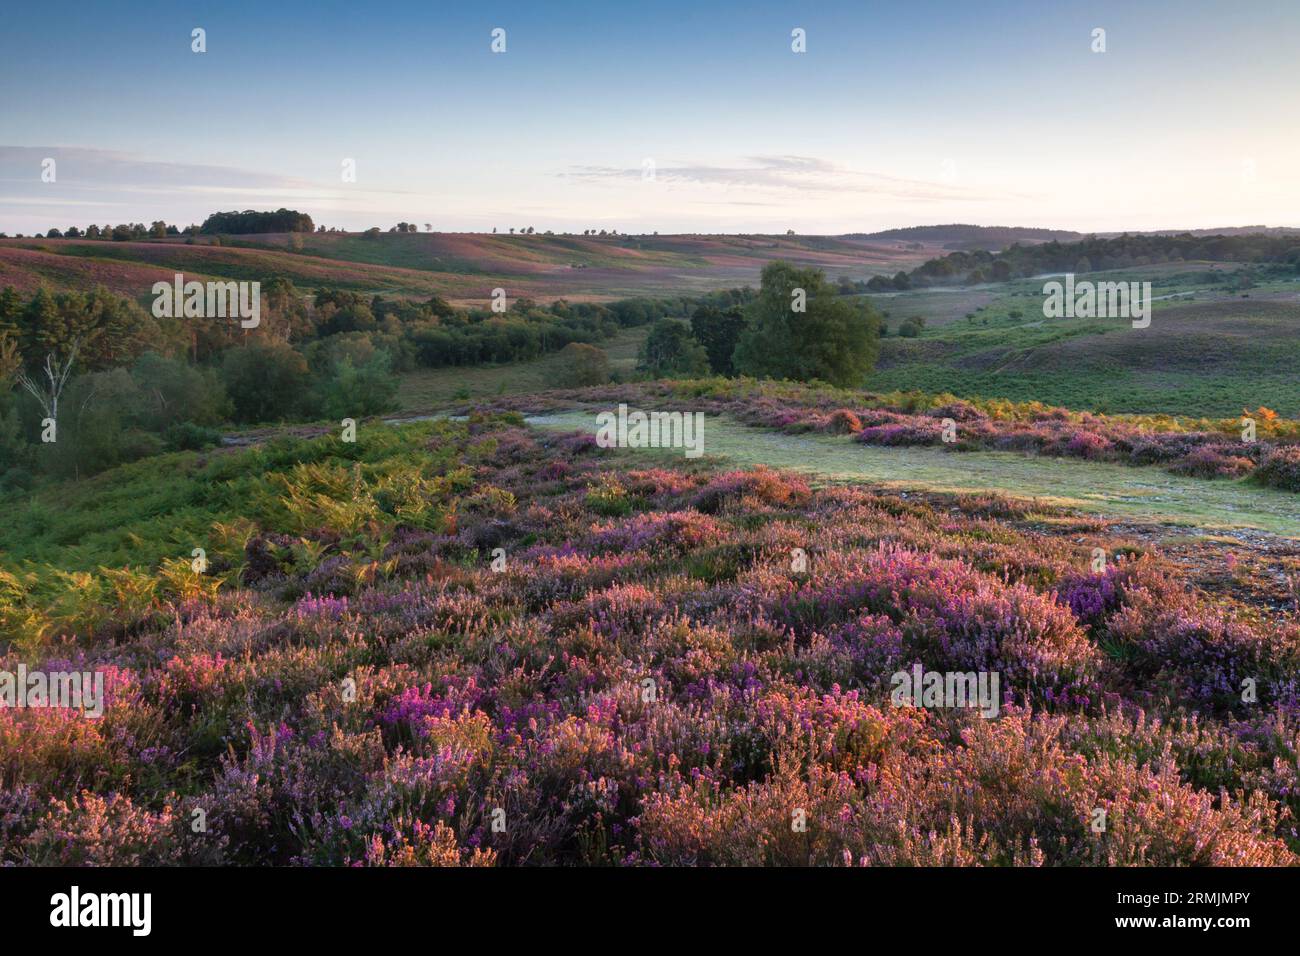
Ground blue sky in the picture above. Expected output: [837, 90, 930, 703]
[2, 0, 1298, 234]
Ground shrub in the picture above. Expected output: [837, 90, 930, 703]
[1254, 446, 1300, 491]
[555, 342, 610, 387]
[219, 343, 310, 423]
[164, 421, 223, 451]
[897, 317, 924, 338]
[824, 409, 863, 434]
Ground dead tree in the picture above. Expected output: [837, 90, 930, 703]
[16, 338, 79, 424]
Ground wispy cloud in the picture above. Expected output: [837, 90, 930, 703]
[562, 154, 1019, 204]
[0, 146, 310, 191]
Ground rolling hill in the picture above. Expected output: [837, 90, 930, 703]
[0, 231, 943, 305]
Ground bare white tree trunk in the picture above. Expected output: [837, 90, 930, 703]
[16, 338, 79, 422]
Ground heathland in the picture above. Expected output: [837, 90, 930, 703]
[1, 220, 1298, 866]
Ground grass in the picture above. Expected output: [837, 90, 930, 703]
[868, 266, 1300, 417]
[527, 410, 1300, 538]
[0, 422, 454, 573]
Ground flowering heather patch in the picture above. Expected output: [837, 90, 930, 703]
[1169, 445, 1259, 480]
[691, 467, 811, 514]
[1256, 446, 1300, 492]
[1063, 431, 1114, 460]
[854, 422, 942, 446]
[0, 414, 1297, 866]
[587, 510, 728, 555]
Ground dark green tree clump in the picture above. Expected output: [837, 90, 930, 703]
[555, 342, 611, 387]
[732, 262, 881, 388]
[200, 208, 315, 234]
[690, 304, 747, 375]
[637, 319, 710, 378]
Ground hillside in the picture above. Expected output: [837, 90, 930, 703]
[0, 232, 940, 305]
[870, 267, 1300, 417]
[851, 224, 1085, 249]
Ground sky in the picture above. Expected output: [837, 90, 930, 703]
[2, 0, 1299, 235]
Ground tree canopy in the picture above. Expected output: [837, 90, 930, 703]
[200, 208, 315, 234]
[733, 261, 881, 388]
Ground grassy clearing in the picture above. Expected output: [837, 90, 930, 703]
[527, 410, 1300, 537]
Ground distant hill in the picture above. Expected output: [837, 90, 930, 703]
[0, 231, 943, 304]
[10, 223, 1297, 305]
[1119, 225, 1300, 238]
[849, 224, 1086, 250]
[874, 230, 1300, 291]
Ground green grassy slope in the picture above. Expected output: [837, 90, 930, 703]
[868, 267, 1300, 417]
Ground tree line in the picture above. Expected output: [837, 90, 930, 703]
[0, 280, 694, 486]
[869, 232, 1300, 289]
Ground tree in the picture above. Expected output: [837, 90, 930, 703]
[130, 352, 231, 430]
[0, 333, 20, 387]
[0, 286, 21, 338]
[426, 295, 457, 319]
[44, 368, 156, 479]
[20, 288, 65, 359]
[314, 289, 377, 336]
[260, 277, 312, 342]
[555, 342, 610, 387]
[310, 348, 399, 419]
[219, 343, 309, 423]
[732, 261, 881, 388]
[199, 208, 313, 234]
[77, 288, 162, 370]
[690, 304, 747, 375]
[15, 287, 159, 372]
[17, 337, 79, 426]
[637, 319, 710, 378]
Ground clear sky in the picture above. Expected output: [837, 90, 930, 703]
[2, 0, 1298, 235]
